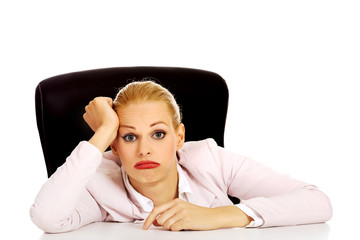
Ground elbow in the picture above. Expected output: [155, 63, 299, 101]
[29, 204, 75, 234]
[319, 189, 333, 223]
[29, 205, 57, 233]
[304, 185, 333, 223]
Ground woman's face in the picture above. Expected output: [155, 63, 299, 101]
[111, 101, 185, 191]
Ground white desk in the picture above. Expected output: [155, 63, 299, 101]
[39, 222, 330, 240]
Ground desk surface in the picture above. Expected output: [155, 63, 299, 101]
[39, 222, 330, 240]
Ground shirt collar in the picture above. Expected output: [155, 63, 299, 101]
[122, 163, 193, 213]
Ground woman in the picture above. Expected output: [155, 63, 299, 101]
[30, 80, 332, 233]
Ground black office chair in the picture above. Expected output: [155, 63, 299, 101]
[35, 66, 229, 177]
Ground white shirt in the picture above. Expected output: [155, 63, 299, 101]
[122, 163, 263, 227]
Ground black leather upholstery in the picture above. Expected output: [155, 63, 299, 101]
[35, 66, 229, 178]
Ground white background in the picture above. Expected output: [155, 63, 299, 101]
[1, 0, 359, 239]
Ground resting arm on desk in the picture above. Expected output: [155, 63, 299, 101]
[30, 98, 117, 233]
[210, 140, 333, 227]
[29, 141, 108, 233]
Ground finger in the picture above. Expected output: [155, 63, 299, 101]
[104, 97, 113, 107]
[143, 209, 164, 230]
[156, 203, 181, 227]
[143, 201, 175, 230]
[153, 219, 161, 227]
[163, 212, 184, 231]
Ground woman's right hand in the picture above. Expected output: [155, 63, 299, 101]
[83, 97, 119, 152]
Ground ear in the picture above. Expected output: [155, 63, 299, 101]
[110, 139, 120, 157]
[176, 123, 185, 151]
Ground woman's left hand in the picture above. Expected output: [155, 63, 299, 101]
[143, 198, 252, 231]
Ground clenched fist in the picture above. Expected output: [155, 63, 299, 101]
[83, 97, 119, 152]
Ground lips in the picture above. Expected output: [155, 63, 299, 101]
[134, 161, 160, 169]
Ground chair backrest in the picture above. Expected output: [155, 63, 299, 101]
[35, 67, 229, 177]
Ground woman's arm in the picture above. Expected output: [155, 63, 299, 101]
[30, 142, 107, 233]
[30, 97, 119, 233]
[211, 140, 333, 227]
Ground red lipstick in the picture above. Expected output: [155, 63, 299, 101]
[134, 161, 160, 169]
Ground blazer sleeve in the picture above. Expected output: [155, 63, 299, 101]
[30, 141, 107, 233]
[206, 139, 333, 227]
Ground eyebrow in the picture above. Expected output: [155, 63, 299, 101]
[119, 121, 168, 129]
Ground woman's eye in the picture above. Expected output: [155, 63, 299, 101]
[122, 134, 137, 142]
[153, 131, 166, 139]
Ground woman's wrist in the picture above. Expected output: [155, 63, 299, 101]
[214, 205, 253, 229]
[89, 125, 118, 153]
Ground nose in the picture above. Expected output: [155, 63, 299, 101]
[137, 138, 151, 157]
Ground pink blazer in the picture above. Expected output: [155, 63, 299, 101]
[30, 138, 332, 233]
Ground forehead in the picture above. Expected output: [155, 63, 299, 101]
[117, 101, 172, 126]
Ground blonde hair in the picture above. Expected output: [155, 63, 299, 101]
[113, 80, 182, 130]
